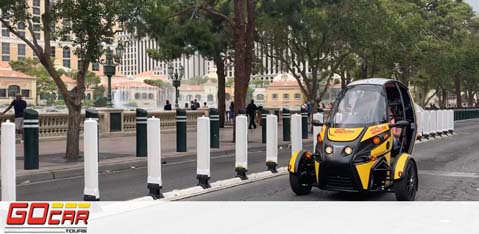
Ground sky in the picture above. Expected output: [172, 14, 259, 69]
[465, 0, 479, 13]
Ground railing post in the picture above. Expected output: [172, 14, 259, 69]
[86, 108, 99, 160]
[429, 110, 437, 138]
[197, 116, 211, 188]
[84, 118, 100, 201]
[266, 114, 278, 173]
[261, 109, 269, 144]
[136, 109, 148, 157]
[209, 108, 220, 149]
[235, 115, 248, 180]
[1, 120, 16, 201]
[147, 117, 163, 199]
[436, 110, 442, 137]
[176, 109, 187, 152]
[301, 108, 308, 139]
[291, 114, 302, 154]
[313, 112, 323, 150]
[282, 108, 291, 141]
[23, 109, 39, 170]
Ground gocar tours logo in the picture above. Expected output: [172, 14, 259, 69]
[5, 202, 90, 233]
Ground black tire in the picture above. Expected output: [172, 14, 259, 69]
[394, 160, 418, 201]
[289, 172, 313, 196]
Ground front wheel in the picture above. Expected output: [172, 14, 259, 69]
[289, 172, 313, 196]
[394, 160, 418, 201]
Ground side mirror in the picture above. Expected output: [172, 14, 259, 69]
[312, 119, 322, 126]
[390, 120, 409, 128]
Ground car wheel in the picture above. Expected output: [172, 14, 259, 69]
[394, 160, 418, 201]
[289, 171, 313, 196]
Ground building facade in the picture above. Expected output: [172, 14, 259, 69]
[0, 61, 36, 106]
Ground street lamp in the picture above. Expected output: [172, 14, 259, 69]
[168, 63, 184, 109]
[99, 41, 125, 108]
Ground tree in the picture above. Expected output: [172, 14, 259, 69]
[0, 0, 144, 159]
[135, 0, 237, 128]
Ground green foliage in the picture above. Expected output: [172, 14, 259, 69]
[144, 79, 173, 89]
[94, 96, 107, 107]
[182, 76, 209, 85]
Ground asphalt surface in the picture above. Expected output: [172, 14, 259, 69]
[8, 119, 479, 201]
[187, 119, 479, 201]
[12, 139, 308, 201]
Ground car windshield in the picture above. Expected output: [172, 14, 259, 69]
[330, 85, 387, 128]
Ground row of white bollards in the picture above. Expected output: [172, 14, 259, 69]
[1, 111, 307, 201]
[416, 110, 454, 140]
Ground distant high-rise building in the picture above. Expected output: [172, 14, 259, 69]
[117, 32, 213, 79]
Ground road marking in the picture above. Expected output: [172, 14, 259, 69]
[419, 170, 479, 178]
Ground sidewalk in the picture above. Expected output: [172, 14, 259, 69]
[5, 126, 314, 184]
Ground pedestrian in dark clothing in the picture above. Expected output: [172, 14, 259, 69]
[229, 102, 235, 121]
[1, 94, 27, 140]
[191, 101, 197, 110]
[164, 100, 172, 110]
[246, 100, 257, 129]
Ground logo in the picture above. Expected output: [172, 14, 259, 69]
[5, 202, 90, 233]
[333, 128, 355, 134]
[370, 125, 388, 135]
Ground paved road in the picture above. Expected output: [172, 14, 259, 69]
[13, 141, 310, 201]
[188, 119, 479, 201]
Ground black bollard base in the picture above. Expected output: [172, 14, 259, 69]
[197, 174, 211, 189]
[423, 134, 429, 140]
[430, 133, 436, 138]
[266, 161, 278, 173]
[147, 183, 163, 200]
[449, 130, 454, 134]
[235, 167, 248, 180]
[84, 195, 100, 201]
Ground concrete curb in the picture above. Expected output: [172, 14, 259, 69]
[130, 167, 289, 201]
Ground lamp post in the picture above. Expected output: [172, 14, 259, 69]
[99, 42, 124, 108]
[168, 63, 184, 109]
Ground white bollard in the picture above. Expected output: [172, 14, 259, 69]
[84, 118, 99, 201]
[266, 114, 278, 173]
[313, 112, 323, 150]
[147, 117, 163, 199]
[416, 110, 422, 140]
[449, 110, 455, 133]
[1, 121, 16, 201]
[235, 115, 248, 180]
[429, 110, 437, 137]
[291, 113, 302, 154]
[441, 110, 448, 135]
[422, 111, 430, 139]
[197, 116, 211, 188]
[436, 110, 443, 136]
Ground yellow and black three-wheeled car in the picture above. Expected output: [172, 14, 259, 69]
[288, 78, 418, 201]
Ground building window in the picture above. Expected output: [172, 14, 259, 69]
[207, 94, 214, 102]
[63, 47, 71, 68]
[142, 93, 148, 99]
[195, 95, 201, 101]
[134, 93, 140, 99]
[2, 28, 8, 37]
[18, 44, 26, 60]
[8, 85, 20, 97]
[283, 94, 289, 100]
[33, 7, 41, 15]
[92, 62, 100, 71]
[21, 90, 30, 98]
[0, 89, 6, 97]
[294, 93, 301, 100]
[272, 94, 278, 100]
[2, 43, 10, 61]
[148, 93, 154, 100]
[33, 0, 40, 7]
[256, 94, 264, 101]
[51, 46, 56, 57]
[34, 32, 40, 40]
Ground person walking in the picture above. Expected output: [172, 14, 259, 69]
[1, 94, 27, 140]
[191, 101, 197, 110]
[246, 100, 257, 129]
[164, 100, 172, 110]
[229, 102, 235, 122]
[203, 102, 208, 109]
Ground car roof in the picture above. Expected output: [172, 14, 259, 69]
[347, 78, 394, 86]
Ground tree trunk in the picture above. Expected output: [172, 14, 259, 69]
[441, 88, 447, 109]
[64, 98, 82, 159]
[455, 76, 462, 108]
[215, 56, 226, 128]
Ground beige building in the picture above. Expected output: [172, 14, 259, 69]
[0, 61, 36, 105]
[265, 73, 305, 109]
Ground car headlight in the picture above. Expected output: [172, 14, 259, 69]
[344, 146, 353, 155]
[325, 146, 333, 154]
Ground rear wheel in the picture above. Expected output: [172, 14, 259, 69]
[289, 168, 314, 195]
[394, 160, 418, 201]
